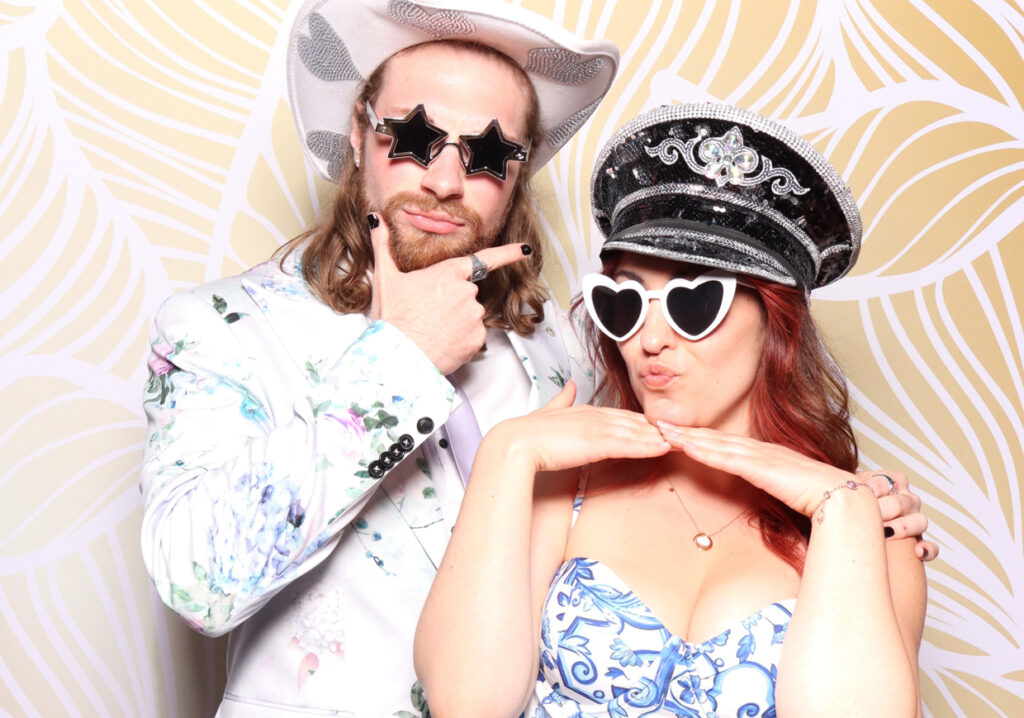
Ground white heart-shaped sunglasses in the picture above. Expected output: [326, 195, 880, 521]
[582, 270, 745, 342]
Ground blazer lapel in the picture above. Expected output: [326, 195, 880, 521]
[507, 306, 580, 410]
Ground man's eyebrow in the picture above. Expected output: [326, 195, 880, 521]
[380, 105, 416, 119]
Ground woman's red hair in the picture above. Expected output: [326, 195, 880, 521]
[577, 259, 858, 573]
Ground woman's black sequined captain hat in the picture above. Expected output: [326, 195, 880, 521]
[591, 103, 862, 289]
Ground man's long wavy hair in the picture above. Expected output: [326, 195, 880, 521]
[278, 40, 548, 336]
[577, 256, 858, 572]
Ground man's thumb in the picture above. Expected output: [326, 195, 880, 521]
[368, 213, 398, 276]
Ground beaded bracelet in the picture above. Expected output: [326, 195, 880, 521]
[812, 480, 870, 525]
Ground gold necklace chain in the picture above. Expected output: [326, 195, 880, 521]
[665, 474, 747, 551]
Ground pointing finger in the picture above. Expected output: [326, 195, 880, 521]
[473, 243, 533, 273]
[446, 243, 533, 280]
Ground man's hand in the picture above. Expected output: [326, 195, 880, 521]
[857, 469, 939, 561]
[368, 214, 531, 375]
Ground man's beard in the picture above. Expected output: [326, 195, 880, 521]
[379, 192, 500, 272]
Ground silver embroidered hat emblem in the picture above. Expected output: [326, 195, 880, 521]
[645, 125, 810, 196]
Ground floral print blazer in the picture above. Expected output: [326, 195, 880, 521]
[140, 249, 594, 717]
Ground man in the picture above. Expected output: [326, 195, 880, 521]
[140, 1, 619, 715]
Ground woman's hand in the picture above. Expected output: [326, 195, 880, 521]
[657, 423, 850, 517]
[490, 381, 671, 474]
[659, 423, 937, 558]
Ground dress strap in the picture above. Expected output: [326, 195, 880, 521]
[570, 469, 590, 529]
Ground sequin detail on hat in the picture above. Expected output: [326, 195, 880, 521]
[546, 97, 602, 149]
[609, 182, 822, 272]
[646, 126, 809, 196]
[388, 0, 474, 38]
[299, 13, 363, 82]
[306, 130, 349, 181]
[525, 48, 604, 85]
[602, 228, 795, 287]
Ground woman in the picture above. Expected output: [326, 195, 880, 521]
[414, 104, 927, 717]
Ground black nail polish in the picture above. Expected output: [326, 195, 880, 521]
[883, 526, 895, 539]
[367, 213, 379, 230]
[521, 244, 532, 255]
[921, 547, 929, 559]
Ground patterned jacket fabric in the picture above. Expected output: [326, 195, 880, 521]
[140, 248, 594, 717]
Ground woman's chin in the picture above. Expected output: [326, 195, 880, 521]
[643, 404, 696, 429]
[642, 405, 751, 436]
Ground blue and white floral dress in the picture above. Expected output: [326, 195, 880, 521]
[526, 482, 796, 718]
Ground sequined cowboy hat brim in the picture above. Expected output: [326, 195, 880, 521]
[591, 103, 862, 289]
[287, 0, 619, 182]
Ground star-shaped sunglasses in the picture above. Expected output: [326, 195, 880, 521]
[582, 270, 750, 342]
[365, 103, 530, 182]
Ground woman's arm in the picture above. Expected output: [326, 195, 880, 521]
[414, 382, 670, 718]
[776, 486, 926, 717]
[658, 425, 926, 718]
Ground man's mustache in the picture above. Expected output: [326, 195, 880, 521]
[382, 192, 483, 232]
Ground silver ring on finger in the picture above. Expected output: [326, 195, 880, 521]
[875, 472, 897, 495]
[469, 254, 488, 283]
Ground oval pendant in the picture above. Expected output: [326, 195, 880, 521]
[693, 533, 713, 551]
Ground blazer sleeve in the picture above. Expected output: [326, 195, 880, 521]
[139, 288, 453, 636]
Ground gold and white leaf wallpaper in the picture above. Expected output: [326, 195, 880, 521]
[1, 1, 1021, 716]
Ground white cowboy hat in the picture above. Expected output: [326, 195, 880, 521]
[287, 0, 619, 181]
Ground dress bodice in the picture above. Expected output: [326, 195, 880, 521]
[526, 556, 795, 717]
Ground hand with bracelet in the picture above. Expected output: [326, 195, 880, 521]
[657, 425, 936, 558]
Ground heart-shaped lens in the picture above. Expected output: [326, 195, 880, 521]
[591, 285, 644, 340]
[665, 281, 724, 337]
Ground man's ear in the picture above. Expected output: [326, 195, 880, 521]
[349, 102, 364, 164]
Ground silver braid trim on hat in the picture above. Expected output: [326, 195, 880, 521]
[388, 0, 475, 38]
[591, 103, 863, 251]
[602, 231, 796, 287]
[644, 131, 809, 196]
[525, 48, 604, 85]
[819, 243, 854, 261]
[608, 182, 822, 273]
[547, 97, 602, 149]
